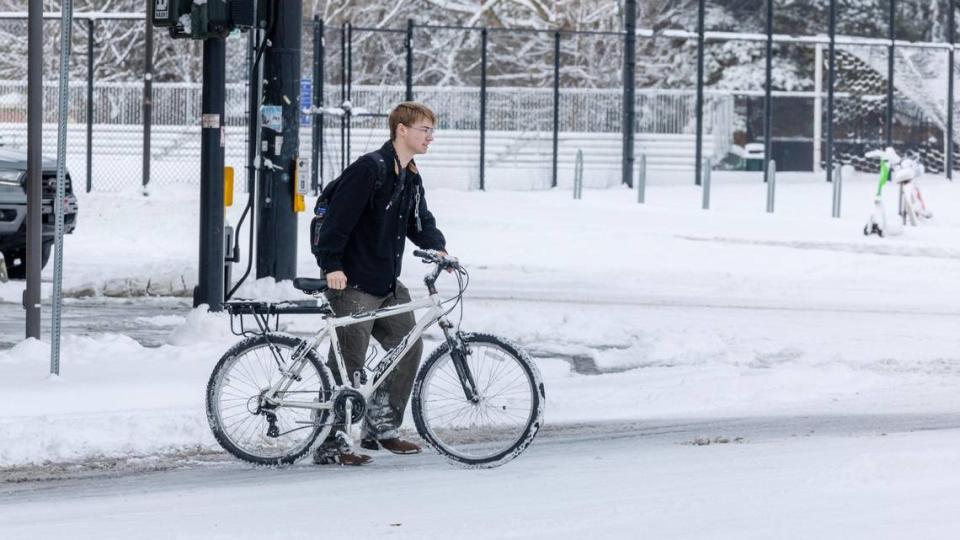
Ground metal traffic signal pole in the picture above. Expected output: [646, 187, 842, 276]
[256, 0, 301, 280]
[25, 0, 42, 339]
[622, 0, 636, 189]
[147, 0, 258, 308]
[143, 18, 154, 194]
[195, 36, 227, 310]
[695, 0, 705, 187]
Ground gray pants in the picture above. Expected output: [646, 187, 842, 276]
[322, 280, 423, 445]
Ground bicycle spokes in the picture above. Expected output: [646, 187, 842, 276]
[208, 336, 332, 463]
[417, 339, 538, 461]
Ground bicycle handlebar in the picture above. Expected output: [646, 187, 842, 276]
[413, 249, 460, 270]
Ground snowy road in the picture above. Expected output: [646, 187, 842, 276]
[3, 415, 960, 539]
[0, 298, 191, 349]
[2, 288, 958, 350]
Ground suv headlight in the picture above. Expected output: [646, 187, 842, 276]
[0, 170, 23, 188]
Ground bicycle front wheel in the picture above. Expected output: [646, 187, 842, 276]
[413, 333, 545, 468]
[206, 333, 333, 465]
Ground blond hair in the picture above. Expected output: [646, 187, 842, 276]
[388, 102, 437, 141]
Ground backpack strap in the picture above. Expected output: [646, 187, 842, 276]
[364, 151, 387, 194]
[362, 151, 391, 210]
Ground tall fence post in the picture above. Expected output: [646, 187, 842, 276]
[311, 16, 322, 193]
[827, 0, 836, 183]
[552, 30, 560, 189]
[763, 0, 773, 184]
[695, 0, 705, 186]
[142, 11, 153, 194]
[886, 0, 895, 147]
[86, 18, 93, 193]
[948, 3, 955, 181]
[622, 0, 636, 189]
[813, 42, 823, 173]
[339, 23, 346, 172]
[766, 159, 777, 213]
[479, 26, 487, 191]
[405, 19, 414, 101]
[346, 22, 352, 165]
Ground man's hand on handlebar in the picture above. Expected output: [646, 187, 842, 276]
[437, 250, 457, 273]
[413, 249, 459, 272]
[326, 271, 348, 290]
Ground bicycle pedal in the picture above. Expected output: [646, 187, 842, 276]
[360, 438, 380, 452]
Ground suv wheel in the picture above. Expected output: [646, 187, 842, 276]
[4, 241, 53, 280]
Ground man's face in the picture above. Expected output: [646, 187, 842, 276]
[399, 118, 435, 155]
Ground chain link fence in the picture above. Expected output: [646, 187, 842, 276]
[3, 11, 958, 194]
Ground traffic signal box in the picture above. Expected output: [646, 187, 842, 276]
[150, 0, 258, 39]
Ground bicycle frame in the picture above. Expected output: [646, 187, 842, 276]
[260, 284, 458, 413]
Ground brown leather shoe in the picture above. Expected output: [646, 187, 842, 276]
[363, 437, 421, 455]
[312, 448, 373, 466]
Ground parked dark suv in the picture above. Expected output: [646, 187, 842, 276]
[0, 148, 79, 279]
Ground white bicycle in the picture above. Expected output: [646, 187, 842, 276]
[897, 173, 933, 227]
[206, 250, 545, 468]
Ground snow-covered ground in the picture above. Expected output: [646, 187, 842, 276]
[1, 168, 960, 538]
[5, 417, 960, 540]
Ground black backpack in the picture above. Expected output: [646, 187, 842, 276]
[310, 151, 388, 259]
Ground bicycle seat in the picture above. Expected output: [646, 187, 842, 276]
[293, 277, 328, 295]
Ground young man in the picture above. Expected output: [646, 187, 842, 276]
[313, 102, 448, 466]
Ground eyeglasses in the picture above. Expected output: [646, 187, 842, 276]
[405, 125, 436, 136]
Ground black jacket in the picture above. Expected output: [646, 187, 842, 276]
[314, 141, 446, 296]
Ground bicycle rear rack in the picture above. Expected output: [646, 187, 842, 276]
[224, 299, 333, 338]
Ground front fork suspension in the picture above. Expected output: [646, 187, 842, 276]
[440, 319, 479, 402]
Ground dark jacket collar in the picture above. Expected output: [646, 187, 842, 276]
[380, 141, 419, 175]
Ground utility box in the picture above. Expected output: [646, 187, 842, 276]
[230, 1, 257, 29]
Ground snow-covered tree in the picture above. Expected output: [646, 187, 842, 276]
[0, 0, 954, 92]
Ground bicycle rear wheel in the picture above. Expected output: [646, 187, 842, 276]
[206, 333, 333, 465]
[413, 333, 545, 468]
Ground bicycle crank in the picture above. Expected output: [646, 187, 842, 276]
[333, 388, 366, 424]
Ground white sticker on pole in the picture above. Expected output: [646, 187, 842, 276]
[261, 105, 282, 131]
[201, 113, 220, 128]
